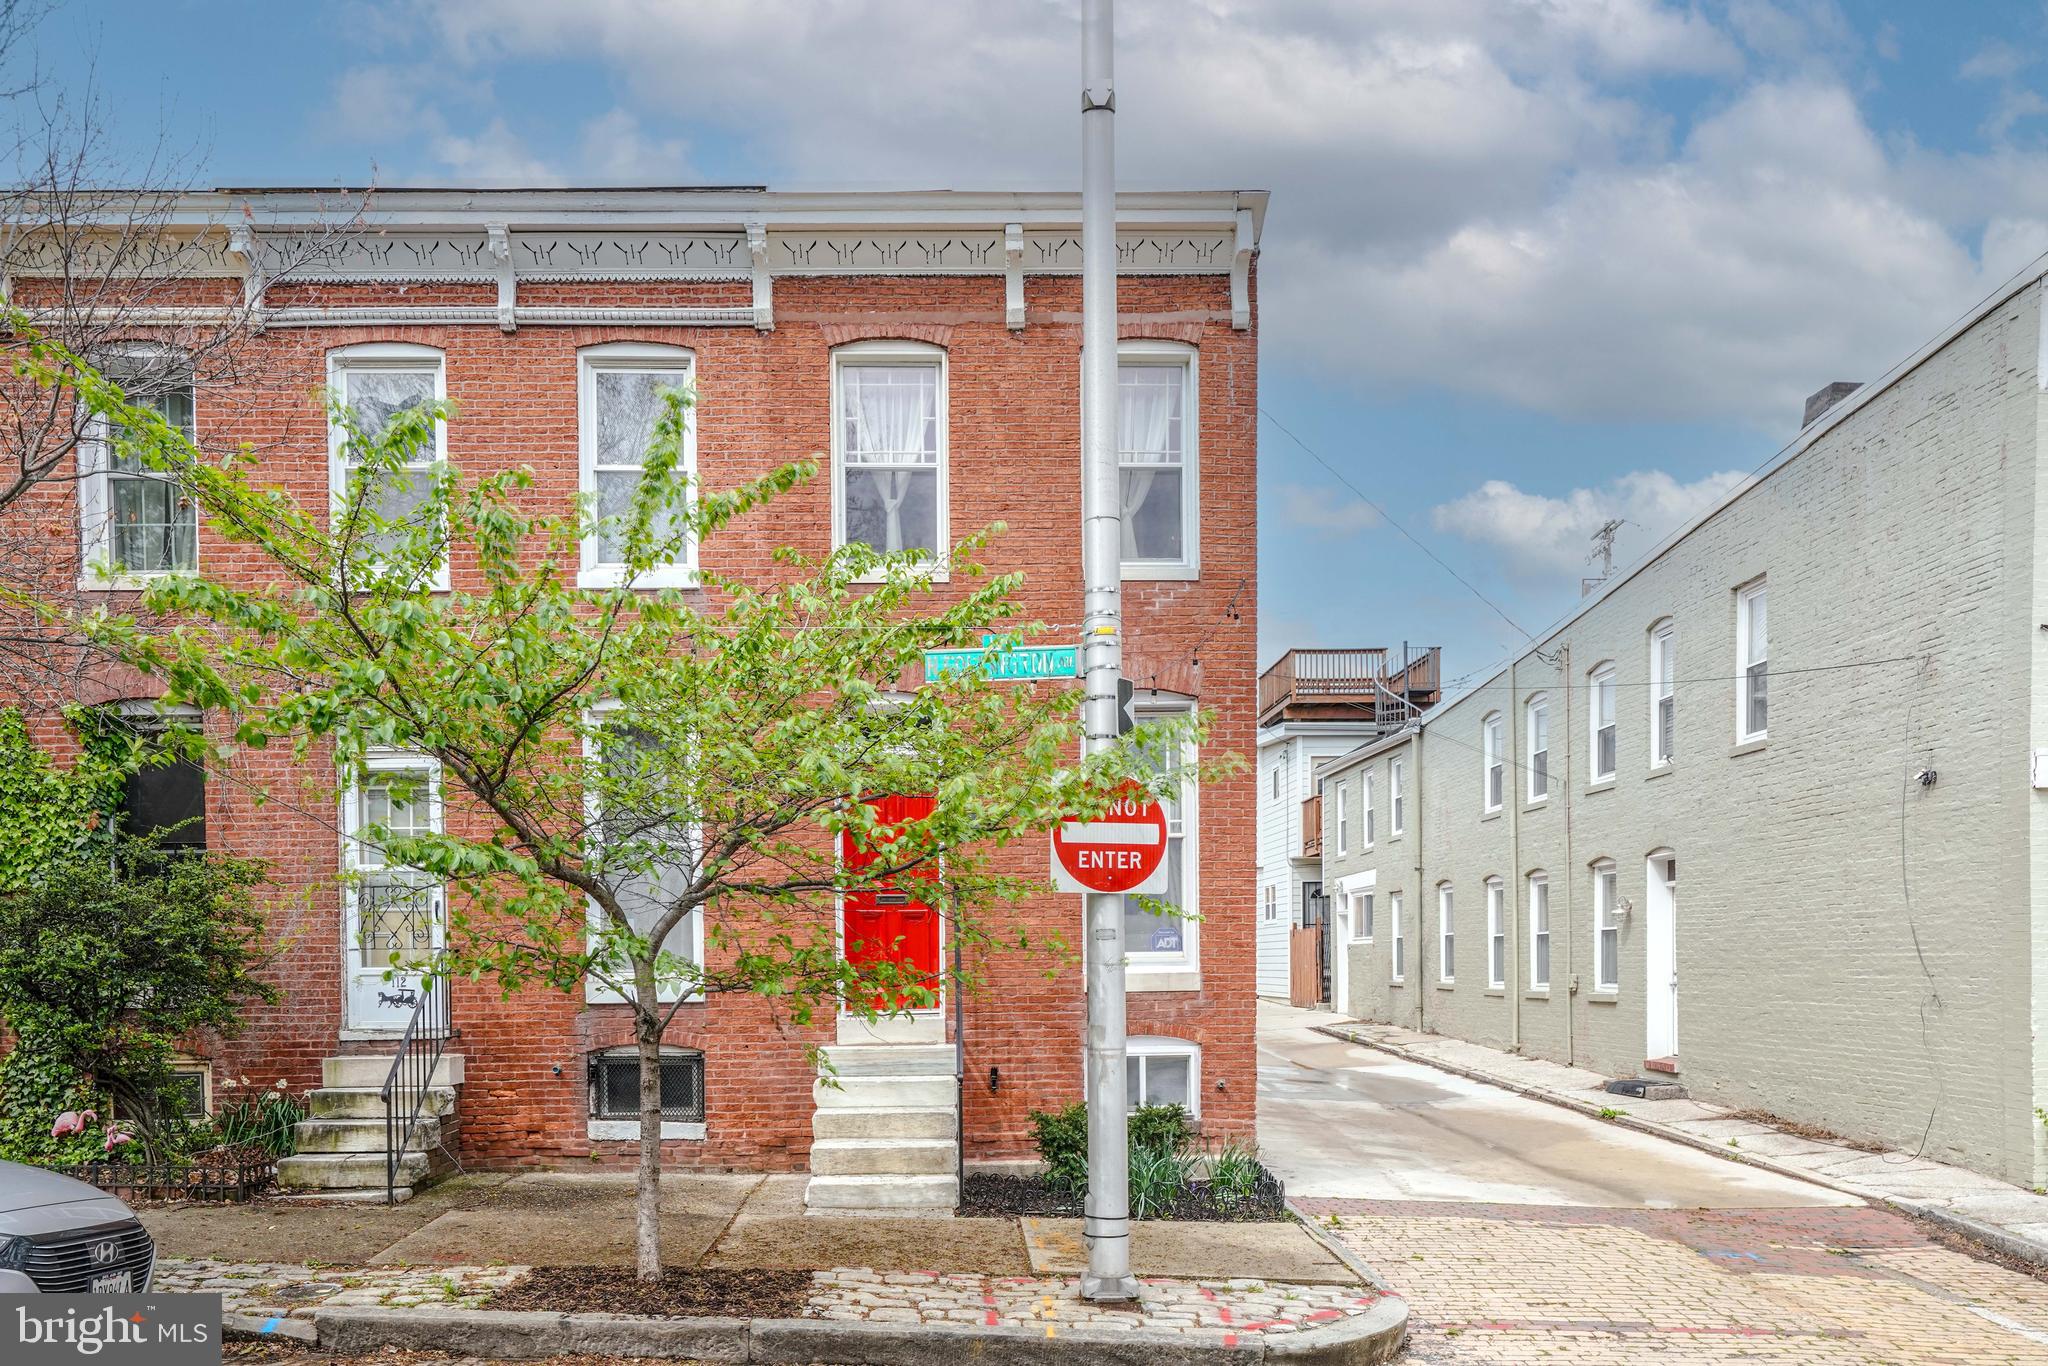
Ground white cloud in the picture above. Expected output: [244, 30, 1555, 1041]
[320, 1, 2048, 428]
[1431, 468, 1749, 577]
[1276, 482, 1382, 537]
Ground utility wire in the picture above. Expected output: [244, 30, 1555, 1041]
[1259, 407, 1533, 643]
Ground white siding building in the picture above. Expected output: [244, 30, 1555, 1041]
[1318, 254, 2048, 1188]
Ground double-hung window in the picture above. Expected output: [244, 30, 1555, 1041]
[1528, 873, 1551, 989]
[1437, 884, 1455, 984]
[1593, 860, 1620, 992]
[1590, 665, 1617, 781]
[833, 342, 945, 563]
[1363, 772, 1376, 847]
[1335, 780, 1350, 856]
[1526, 695, 1549, 801]
[580, 343, 696, 588]
[1390, 758, 1406, 835]
[1650, 622, 1675, 766]
[1482, 713, 1504, 812]
[1737, 581, 1768, 741]
[1262, 885, 1278, 922]
[1354, 890, 1374, 942]
[328, 344, 449, 589]
[83, 350, 198, 584]
[114, 703, 205, 851]
[1485, 877, 1505, 988]
[1118, 342, 1197, 576]
[1128, 705, 1198, 974]
[1390, 892, 1405, 981]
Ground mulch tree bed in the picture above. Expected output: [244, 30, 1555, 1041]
[957, 1169, 1289, 1222]
[485, 1266, 813, 1320]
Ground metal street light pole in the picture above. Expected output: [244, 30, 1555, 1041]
[1078, 0, 1138, 1305]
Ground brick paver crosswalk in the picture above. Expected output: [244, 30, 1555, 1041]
[1296, 1198, 2048, 1364]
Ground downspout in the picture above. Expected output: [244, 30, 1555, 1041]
[1560, 643, 1576, 1066]
[1508, 659, 1522, 1053]
[1413, 728, 1427, 1034]
[953, 924, 965, 1196]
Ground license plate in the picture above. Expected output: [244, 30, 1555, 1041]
[90, 1270, 131, 1294]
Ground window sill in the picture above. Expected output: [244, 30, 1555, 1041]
[578, 569, 700, 591]
[1586, 779, 1616, 795]
[1730, 737, 1768, 757]
[1480, 809, 1502, 823]
[1121, 562, 1200, 582]
[1644, 764, 1673, 782]
[1128, 969, 1201, 993]
[1523, 796, 1549, 812]
[588, 1119, 705, 1142]
[1525, 988, 1551, 1001]
[1483, 987, 1506, 997]
[1435, 981, 1456, 991]
[1390, 979, 1406, 989]
[79, 572, 190, 593]
[1588, 990, 1620, 1005]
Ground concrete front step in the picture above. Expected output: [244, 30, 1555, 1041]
[812, 1075, 956, 1110]
[809, 1138, 957, 1177]
[323, 1054, 466, 1089]
[277, 1149, 436, 1192]
[818, 1043, 955, 1079]
[811, 1106, 957, 1142]
[308, 1086, 457, 1121]
[292, 1115, 446, 1155]
[803, 1173, 957, 1215]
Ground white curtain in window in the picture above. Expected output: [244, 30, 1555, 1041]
[1117, 369, 1179, 559]
[845, 368, 935, 554]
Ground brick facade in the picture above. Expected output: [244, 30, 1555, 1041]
[0, 191, 1263, 1172]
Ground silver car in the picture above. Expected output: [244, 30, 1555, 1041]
[0, 1160, 156, 1293]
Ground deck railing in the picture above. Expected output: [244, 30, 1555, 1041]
[1260, 647, 1441, 724]
[1300, 794, 1323, 858]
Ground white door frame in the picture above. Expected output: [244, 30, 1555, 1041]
[1644, 851, 1677, 1060]
[342, 753, 446, 1033]
[1334, 870, 1376, 1018]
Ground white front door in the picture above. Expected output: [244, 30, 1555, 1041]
[344, 758, 445, 1032]
[1645, 854, 1678, 1059]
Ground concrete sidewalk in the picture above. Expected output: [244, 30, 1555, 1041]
[1310, 1009, 2048, 1265]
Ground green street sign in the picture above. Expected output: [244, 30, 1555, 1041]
[923, 640, 1080, 682]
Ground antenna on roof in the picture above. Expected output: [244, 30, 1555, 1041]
[1582, 518, 1627, 597]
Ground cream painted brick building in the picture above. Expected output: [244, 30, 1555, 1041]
[1317, 256, 2048, 1189]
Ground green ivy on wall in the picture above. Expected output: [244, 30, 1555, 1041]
[0, 707, 128, 893]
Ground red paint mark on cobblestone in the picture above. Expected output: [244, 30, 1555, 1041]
[1306, 1308, 1342, 1322]
[1223, 1333, 1238, 1347]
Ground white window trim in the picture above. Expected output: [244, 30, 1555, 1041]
[327, 342, 451, 593]
[1526, 694, 1549, 803]
[1125, 1035, 1201, 1116]
[1593, 859, 1620, 993]
[1736, 580, 1768, 743]
[1649, 620, 1675, 768]
[1362, 771, 1375, 849]
[1334, 780, 1349, 856]
[1589, 663, 1617, 782]
[1115, 339, 1200, 580]
[1481, 712, 1504, 813]
[1262, 884, 1278, 922]
[1390, 758, 1406, 836]
[581, 701, 704, 1006]
[79, 346, 199, 590]
[1527, 872, 1551, 990]
[830, 339, 949, 582]
[1389, 891, 1405, 982]
[1128, 700, 1200, 982]
[1437, 883, 1455, 985]
[1485, 876, 1505, 989]
[578, 342, 698, 590]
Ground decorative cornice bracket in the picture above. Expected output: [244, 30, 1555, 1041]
[1004, 222, 1026, 330]
[746, 219, 773, 330]
[226, 223, 264, 312]
[1231, 207, 1255, 330]
[487, 223, 515, 332]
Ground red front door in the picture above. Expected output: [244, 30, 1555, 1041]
[840, 794, 941, 1010]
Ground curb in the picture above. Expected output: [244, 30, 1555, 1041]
[1311, 1022, 2048, 1271]
[312, 1297, 1408, 1364]
[1285, 1200, 1395, 1295]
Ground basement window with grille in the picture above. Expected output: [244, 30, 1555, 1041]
[586, 1047, 706, 1142]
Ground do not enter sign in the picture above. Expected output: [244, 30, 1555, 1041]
[1051, 781, 1170, 895]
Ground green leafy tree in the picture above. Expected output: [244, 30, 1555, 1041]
[19, 325, 1222, 1279]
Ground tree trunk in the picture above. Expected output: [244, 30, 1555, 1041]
[633, 956, 663, 1282]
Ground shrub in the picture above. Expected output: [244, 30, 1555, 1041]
[1029, 1101, 1197, 1201]
[1129, 1140, 1195, 1218]
[1129, 1103, 1191, 1156]
[1029, 1102, 1090, 1194]
[1206, 1138, 1264, 1210]
[0, 841, 276, 1164]
[213, 1088, 310, 1158]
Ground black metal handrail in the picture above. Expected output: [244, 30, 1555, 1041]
[379, 977, 455, 1204]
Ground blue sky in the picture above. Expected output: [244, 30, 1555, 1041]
[28, 0, 2048, 687]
